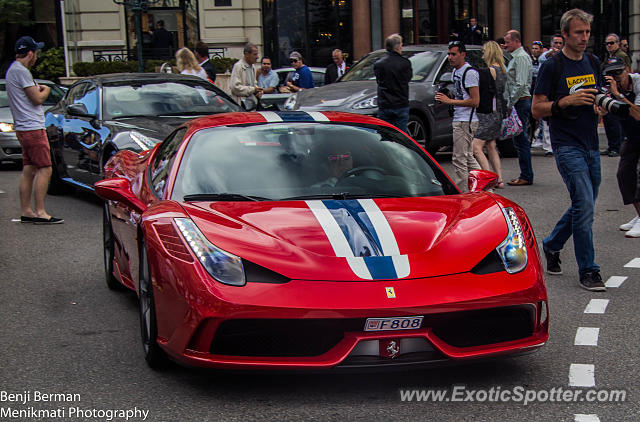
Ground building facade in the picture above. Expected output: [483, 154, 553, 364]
[2, 0, 638, 74]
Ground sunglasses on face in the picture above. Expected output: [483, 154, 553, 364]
[289, 58, 298, 63]
[327, 153, 352, 161]
[607, 69, 624, 76]
[605, 41, 616, 46]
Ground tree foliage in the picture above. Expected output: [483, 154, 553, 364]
[0, 0, 32, 25]
[33, 48, 65, 83]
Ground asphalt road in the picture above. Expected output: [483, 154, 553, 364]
[0, 133, 639, 422]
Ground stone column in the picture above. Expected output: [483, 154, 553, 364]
[493, 0, 510, 40]
[382, 0, 400, 42]
[522, 0, 540, 48]
[353, 0, 371, 60]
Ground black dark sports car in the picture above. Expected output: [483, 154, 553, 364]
[44, 73, 239, 193]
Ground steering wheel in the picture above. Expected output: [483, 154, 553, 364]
[343, 166, 387, 178]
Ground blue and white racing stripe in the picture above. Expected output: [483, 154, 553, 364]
[258, 111, 329, 122]
[306, 199, 410, 280]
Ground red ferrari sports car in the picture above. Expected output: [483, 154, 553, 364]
[95, 111, 548, 370]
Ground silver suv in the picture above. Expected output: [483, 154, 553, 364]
[286, 44, 515, 157]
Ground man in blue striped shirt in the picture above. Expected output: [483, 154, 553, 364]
[504, 30, 534, 186]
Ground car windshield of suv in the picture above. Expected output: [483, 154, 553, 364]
[340, 51, 441, 83]
[103, 80, 237, 119]
[173, 122, 457, 201]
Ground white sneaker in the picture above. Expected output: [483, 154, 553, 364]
[620, 215, 640, 231]
[625, 220, 640, 238]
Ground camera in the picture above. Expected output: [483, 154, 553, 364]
[436, 85, 452, 104]
[594, 88, 629, 117]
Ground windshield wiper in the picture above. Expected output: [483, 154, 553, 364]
[183, 193, 271, 202]
[157, 111, 211, 117]
[281, 193, 410, 200]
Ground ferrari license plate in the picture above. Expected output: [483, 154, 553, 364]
[364, 316, 424, 331]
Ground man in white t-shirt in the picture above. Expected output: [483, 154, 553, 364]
[435, 41, 480, 190]
[6, 36, 63, 224]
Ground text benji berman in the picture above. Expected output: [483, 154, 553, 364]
[1, 390, 80, 405]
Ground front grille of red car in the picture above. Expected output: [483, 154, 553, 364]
[209, 305, 535, 358]
[210, 319, 364, 357]
[431, 305, 534, 348]
[153, 223, 194, 263]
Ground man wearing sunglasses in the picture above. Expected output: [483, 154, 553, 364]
[285, 51, 314, 92]
[602, 56, 640, 238]
[601, 33, 631, 157]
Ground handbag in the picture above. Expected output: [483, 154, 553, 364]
[499, 108, 523, 140]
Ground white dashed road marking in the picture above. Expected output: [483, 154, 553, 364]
[605, 275, 627, 288]
[574, 327, 599, 346]
[574, 415, 601, 422]
[624, 257, 640, 268]
[569, 364, 596, 387]
[584, 299, 609, 314]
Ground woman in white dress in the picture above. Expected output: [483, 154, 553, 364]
[175, 47, 208, 80]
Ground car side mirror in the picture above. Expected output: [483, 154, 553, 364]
[438, 72, 453, 84]
[241, 97, 257, 111]
[94, 178, 147, 214]
[66, 103, 96, 118]
[468, 169, 499, 192]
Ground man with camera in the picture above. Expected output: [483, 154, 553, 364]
[532, 9, 608, 291]
[600, 33, 632, 157]
[602, 56, 640, 237]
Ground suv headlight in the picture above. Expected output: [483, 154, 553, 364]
[496, 207, 528, 274]
[284, 93, 298, 110]
[352, 96, 378, 110]
[175, 218, 246, 286]
[0, 122, 15, 132]
[130, 131, 160, 150]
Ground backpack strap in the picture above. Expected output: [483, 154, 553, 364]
[548, 52, 563, 101]
[461, 66, 475, 123]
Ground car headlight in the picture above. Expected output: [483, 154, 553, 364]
[284, 93, 297, 110]
[175, 218, 246, 286]
[0, 122, 15, 132]
[352, 96, 378, 110]
[496, 207, 528, 274]
[130, 131, 160, 150]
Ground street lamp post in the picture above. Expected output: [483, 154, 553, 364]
[112, 0, 158, 73]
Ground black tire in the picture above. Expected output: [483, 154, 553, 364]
[496, 138, 518, 158]
[408, 115, 437, 155]
[139, 239, 169, 369]
[47, 160, 72, 195]
[103, 203, 123, 290]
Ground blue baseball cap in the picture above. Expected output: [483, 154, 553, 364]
[15, 36, 44, 54]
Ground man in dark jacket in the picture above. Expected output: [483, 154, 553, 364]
[194, 41, 216, 84]
[463, 18, 484, 45]
[373, 33, 412, 133]
[151, 20, 173, 60]
[325, 49, 348, 84]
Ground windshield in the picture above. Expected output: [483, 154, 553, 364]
[172, 122, 457, 201]
[103, 80, 237, 119]
[340, 50, 442, 82]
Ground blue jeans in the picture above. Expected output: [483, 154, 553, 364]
[543, 146, 601, 276]
[513, 98, 533, 182]
[378, 107, 409, 134]
[603, 112, 623, 153]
